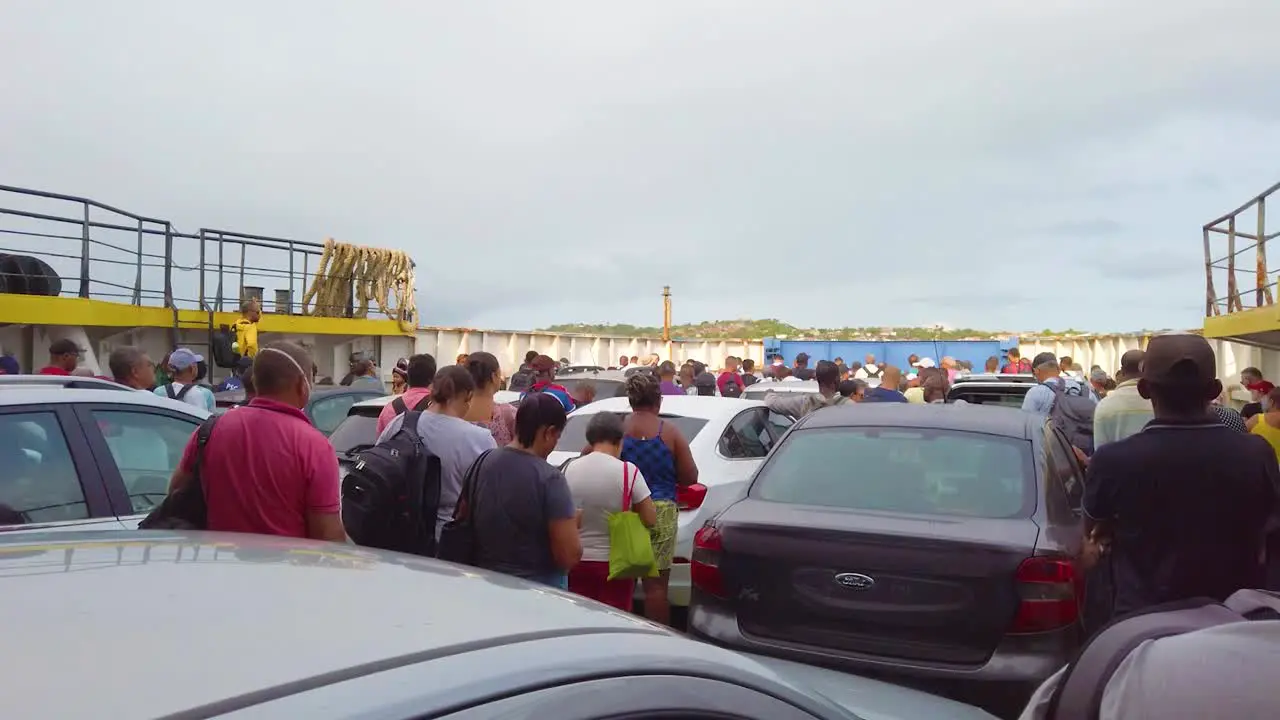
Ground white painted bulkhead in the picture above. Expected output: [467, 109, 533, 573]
[1, 323, 1274, 406]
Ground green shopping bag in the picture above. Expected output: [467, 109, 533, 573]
[607, 462, 658, 581]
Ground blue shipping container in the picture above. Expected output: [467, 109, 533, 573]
[763, 338, 1020, 373]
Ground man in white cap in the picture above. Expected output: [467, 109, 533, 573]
[154, 348, 216, 411]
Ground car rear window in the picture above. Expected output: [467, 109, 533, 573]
[328, 413, 379, 456]
[946, 386, 1029, 408]
[555, 412, 709, 452]
[752, 427, 1034, 518]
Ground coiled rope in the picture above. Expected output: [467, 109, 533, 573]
[300, 239, 417, 333]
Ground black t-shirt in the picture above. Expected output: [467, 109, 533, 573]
[793, 367, 815, 381]
[1083, 417, 1279, 618]
[471, 447, 577, 580]
[1242, 402, 1264, 420]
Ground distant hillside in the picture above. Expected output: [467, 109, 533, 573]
[537, 320, 1091, 341]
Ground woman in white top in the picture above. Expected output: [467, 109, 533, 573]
[564, 412, 657, 611]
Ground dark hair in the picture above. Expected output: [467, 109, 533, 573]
[814, 359, 840, 388]
[985, 356, 999, 371]
[626, 372, 662, 410]
[658, 360, 677, 377]
[794, 353, 810, 367]
[1059, 356, 1073, 368]
[515, 393, 568, 446]
[691, 360, 707, 376]
[253, 341, 313, 396]
[742, 358, 755, 372]
[465, 351, 501, 389]
[585, 412, 625, 446]
[837, 379, 859, 398]
[405, 354, 437, 387]
[524, 350, 539, 364]
[430, 365, 476, 405]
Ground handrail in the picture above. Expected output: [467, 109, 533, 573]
[1203, 181, 1279, 318]
[0, 183, 404, 320]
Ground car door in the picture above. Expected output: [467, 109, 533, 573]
[73, 404, 205, 527]
[0, 405, 119, 533]
[435, 675, 822, 720]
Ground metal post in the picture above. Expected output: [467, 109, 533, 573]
[1258, 197, 1271, 306]
[287, 241, 295, 314]
[238, 243, 246, 307]
[163, 222, 174, 309]
[133, 219, 143, 305]
[662, 286, 672, 342]
[198, 230, 206, 310]
[216, 234, 225, 311]
[79, 202, 91, 298]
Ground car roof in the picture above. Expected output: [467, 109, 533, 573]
[216, 386, 372, 401]
[795, 402, 1038, 439]
[0, 530, 669, 719]
[0, 387, 211, 416]
[353, 393, 401, 409]
[744, 379, 819, 393]
[0, 374, 130, 391]
[953, 373, 1039, 384]
[567, 394, 763, 422]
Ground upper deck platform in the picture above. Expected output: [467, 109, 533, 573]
[0, 184, 415, 336]
[1203, 181, 1280, 349]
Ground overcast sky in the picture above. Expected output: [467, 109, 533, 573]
[3, 1, 1279, 333]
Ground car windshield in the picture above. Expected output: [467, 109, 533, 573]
[555, 412, 709, 452]
[328, 412, 380, 457]
[554, 378, 626, 400]
[743, 385, 816, 401]
[752, 427, 1034, 518]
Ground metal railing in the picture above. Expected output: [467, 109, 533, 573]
[1205, 181, 1280, 317]
[0, 184, 395, 318]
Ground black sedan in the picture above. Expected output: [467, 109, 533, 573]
[689, 403, 1086, 711]
[213, 386, 385, 435]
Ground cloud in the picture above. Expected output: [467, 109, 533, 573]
[2, 1, 1279, 335]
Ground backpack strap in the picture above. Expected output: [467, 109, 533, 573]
[165, 383, 177, 400]
[412, 394, 432, 412]
[1047, 598, 1244, 719]
[188, 415, 219, 495]
[392, 397, 408, 415]
[1223, 588, 1280, 618]
[175, 384, 195, 401]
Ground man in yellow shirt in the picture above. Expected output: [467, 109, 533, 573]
[233, 299, 260, 359]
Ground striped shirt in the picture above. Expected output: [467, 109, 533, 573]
[1092, 379, 1153, 449]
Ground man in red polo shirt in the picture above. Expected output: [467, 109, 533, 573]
[168, 340, 346, 542]
[39, 338, 83, 375]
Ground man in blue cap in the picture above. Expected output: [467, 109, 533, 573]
[154, 348, 216, 411]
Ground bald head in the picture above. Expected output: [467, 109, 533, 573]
[880, 364, 903, 388]
[1118, 349, 1145, 382]
[252, 341, 313, 406]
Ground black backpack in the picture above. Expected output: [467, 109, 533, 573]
[341, 410, 442, 557]
[1046, 379, 1097, 455]
[508, 367, 536, 392]
[211, 325, 240, 368]
[1040, 589, 1280, 719]
[741, 373, 758, 387]
[721, 373, 743, 398]
[163, 383, 195, 402]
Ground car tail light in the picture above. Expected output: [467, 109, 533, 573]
[1010, 556, 1081, 634]
[677, 483, 707, 511]
[691, 525, 726, 599]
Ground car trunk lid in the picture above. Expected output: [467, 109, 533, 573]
[720, 498, 1039, 666]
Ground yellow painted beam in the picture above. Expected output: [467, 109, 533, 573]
[1202, 304, 1280, 340]
[0, 295, 412, 337]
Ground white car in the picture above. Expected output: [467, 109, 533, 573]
[548, 395, 794, 607]
[742, 378, 819, 402]
[0, 384, 210, 533]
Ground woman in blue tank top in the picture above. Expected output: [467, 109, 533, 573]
[620, 373, 698, 627]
